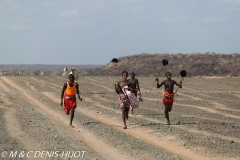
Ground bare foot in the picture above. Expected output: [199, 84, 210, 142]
[123, 126, 127, 129]
[69, 125, 74, 128]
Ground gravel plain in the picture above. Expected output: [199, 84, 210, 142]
[0, 76, 240, 160]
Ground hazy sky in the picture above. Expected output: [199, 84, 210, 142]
[0, 0, 240, 65]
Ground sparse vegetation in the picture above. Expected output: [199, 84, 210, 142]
[78, 70, 88, 76]
[214, 66, 221, 74]
[0, 65, 100, 76]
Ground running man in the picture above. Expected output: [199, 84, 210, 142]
[61, 73, 82, 127]
[155, 72, 182, 125]
[115, 71, 134, 129]
[128, 72, 141, 114]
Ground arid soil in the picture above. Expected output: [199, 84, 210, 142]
[0, 76, 239, 160]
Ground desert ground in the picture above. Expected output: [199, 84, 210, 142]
[0, 75, 240, 160]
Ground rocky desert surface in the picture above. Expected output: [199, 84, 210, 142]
[0, 75, 239, 160]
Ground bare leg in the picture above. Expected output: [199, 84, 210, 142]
[122, 108, 127, 129]
[126, 108, 129, 120]
[69, 107, 75, 127]
[130, 106, 133, 115]
[164, 103, 170, 125]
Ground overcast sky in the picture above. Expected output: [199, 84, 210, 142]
[0, 0, 240, 65]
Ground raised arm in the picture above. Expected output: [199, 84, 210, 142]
[156, 78, 164, 88]
[174, 80, 182, 88]
[115, 82, 121, 94]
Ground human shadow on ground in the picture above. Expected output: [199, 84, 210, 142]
[82, 121, 101, 125]
[136, 113, 162, 116]
[86, 92, 108, 94]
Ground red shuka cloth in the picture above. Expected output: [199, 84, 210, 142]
[64, 94, 77, 115]
[162, 91, 174, 111]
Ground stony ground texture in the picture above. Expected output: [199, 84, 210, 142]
[0, 76, 240, 160]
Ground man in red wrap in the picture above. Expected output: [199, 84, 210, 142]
[156, 72, 182, 125]
[61, 73, 82, 127]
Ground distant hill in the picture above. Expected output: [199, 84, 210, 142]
[0, 64, 102, 71]
[88, 53, 240, 77]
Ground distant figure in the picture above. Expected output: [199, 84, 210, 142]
[69, 68, 79, 82]
[61, 73, 82, 127]
[155, 72, 182, 125]
[128, 72, 141, 115]
[63, 66, 68, 76]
